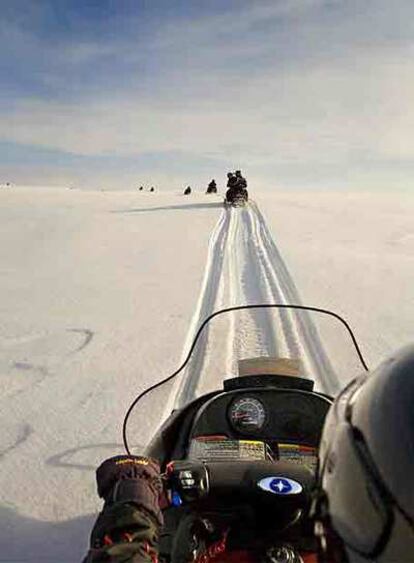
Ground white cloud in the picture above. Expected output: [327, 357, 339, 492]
[2, 43, 414, 166]
[2, 0, 414, 188]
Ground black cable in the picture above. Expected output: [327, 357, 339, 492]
[122, 303, 369, 454]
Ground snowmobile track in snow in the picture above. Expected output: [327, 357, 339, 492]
[175, 201, 339, 408]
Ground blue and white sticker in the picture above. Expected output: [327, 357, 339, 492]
[258, 476, 303, 495]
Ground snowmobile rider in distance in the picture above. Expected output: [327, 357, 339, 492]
[226, 170, 248, 203]
[234, 170, 247, 189]
[226, 171, 238, 189]
[206, 179, 217, 194]
[83, 345, 414, 562]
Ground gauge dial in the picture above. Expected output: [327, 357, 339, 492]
[229, 397, 266, 433]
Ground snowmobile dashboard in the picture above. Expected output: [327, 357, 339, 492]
[145, 386, 332, 470]
[189, 388, 331, 448]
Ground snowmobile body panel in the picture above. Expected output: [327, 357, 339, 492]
[145, 383, 331, 467]
[225, 187, 249, 206]
[224, 195, 248, 207]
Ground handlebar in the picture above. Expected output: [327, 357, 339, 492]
[165, 459, 314, 509]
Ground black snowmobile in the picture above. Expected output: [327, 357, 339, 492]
[206, 180, 218, 194]
[225, 187, 249, 207]
[225, 174, 248, 206]
[123, 304, 368, 563]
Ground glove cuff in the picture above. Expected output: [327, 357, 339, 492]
[108, 478, 163, 526]
[96, 455, 164, 527]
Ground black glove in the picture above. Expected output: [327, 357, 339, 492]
[96, 455, 163, 526]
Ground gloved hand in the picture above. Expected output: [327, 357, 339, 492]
[96, 455, 164, 526]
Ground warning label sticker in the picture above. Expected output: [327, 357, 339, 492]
[189, 437, 266, 461]
[278, 443, 318, 473]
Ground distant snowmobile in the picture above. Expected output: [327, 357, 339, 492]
[184, 186, 192, 195]
[206, 179, 217, 194]
[225, 171, 248, 206]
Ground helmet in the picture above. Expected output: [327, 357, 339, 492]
[315, 346, 414, 562]
[227, 172, 233, 178]
[235, 170, 242, 176]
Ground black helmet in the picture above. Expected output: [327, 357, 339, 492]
[235, 170, 242, 176]
[315, 346, 414, 562]
[227, 172, 233, 178]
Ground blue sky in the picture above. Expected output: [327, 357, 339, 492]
[1, 0, 414, 189]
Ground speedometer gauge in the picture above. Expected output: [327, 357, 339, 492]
[229, 397, 266, 433]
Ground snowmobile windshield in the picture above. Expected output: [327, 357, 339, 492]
[123, 304, 368, 454]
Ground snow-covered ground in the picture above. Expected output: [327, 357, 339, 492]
[0, 186, 413, 561]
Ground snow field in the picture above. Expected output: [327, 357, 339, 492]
[0, 186, 412, 561]
[0, 189, 221, 561]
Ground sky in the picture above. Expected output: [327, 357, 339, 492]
[1, 0, 414, 190]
